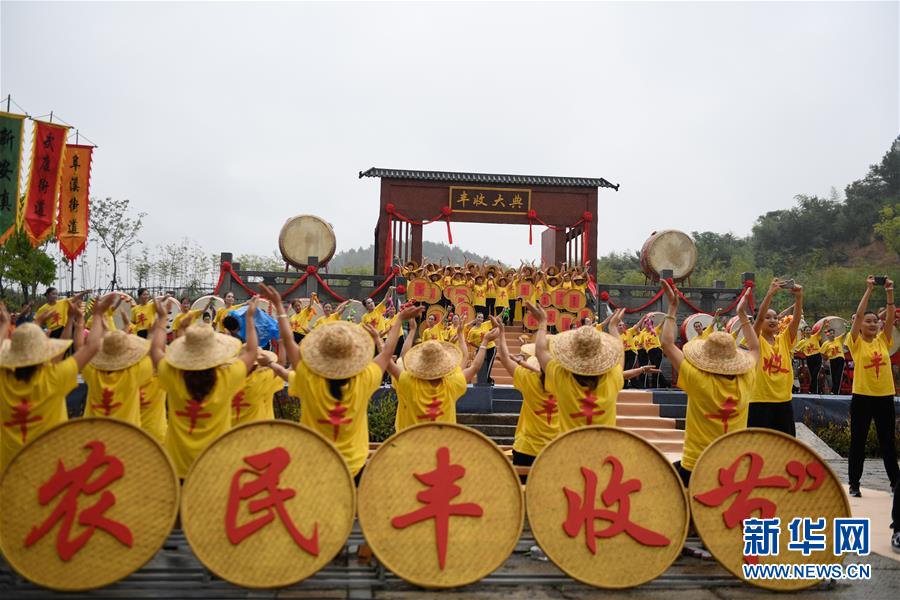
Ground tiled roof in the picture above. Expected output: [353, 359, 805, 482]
[359, 167, 619, 190]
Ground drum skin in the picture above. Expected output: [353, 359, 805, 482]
[681, 313, 714, 342]
[279, 215, 337, 269]
[640, 230, 697, 282]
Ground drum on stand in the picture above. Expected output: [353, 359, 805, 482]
[642, 311, 668, 329]
[681, 313, 714, 343]
[161, 297, 183, 333]
[112, 293, 134, 331]
[338, 299, 365, 324]
[278, 215, 337, 269]
[726, 315, 744, 335]
[191, 295, 224, 325]
[639, 230, 697, 283]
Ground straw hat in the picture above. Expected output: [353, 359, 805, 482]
[165, 323, 242, 371]
[524, 355, 540, 371]
[90, 330, 150, 371]
[682, 331, 756, 376]
[497, 277, 509, 287]
[300, 321, 374, 379]
[0, 323, 72, 368]
[547, 275, 562, 287]
[257, 348, 278, 365]
[549, 326, 622, 376]
[521, 343, 536, 356]
[546, 265, 560, 277]
[403, 340, 462, 380]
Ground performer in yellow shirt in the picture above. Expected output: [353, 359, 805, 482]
[495, 276, 512, 324]
[466, 313, 496, 385]
[213, 291, 245, 334]
[82, 330, 153, 426]
[798, 326, 823, 394]
[658, 280, 760, 486]
[289, 296, 317, 344]
[0, 293, 116, 470]
[361, 287, 394, 333]
[419, 313, 444, 342]
[748, 278, 803, 436]
[150, 296, 259, 479]
[845, 276, 897, 498]
[473, 275, 488, 317]
[231, 349, 289, 426]
[261, 283, 419, 482]
[34, 287, 70, 339]
[312, 300, 349, 329]
[819, 324, 847, 395]
[130, 288, 157, 338]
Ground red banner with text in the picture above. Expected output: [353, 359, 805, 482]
[23, 121, 69, 246]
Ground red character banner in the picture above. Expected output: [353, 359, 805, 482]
[23, 121, 69, 246]
[56, 144, 93, 260]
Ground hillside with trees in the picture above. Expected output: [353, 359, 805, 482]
[598, 136, 900, 317]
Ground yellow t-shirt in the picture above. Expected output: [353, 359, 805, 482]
[313, 312, 342, 329]
[545, 359, 624, 432]
[172, 310, 201, 333]
[848, 331, 895, 396]
[86, 307, 117, 332]
[752, 331, 795, 403]
[232, 367, 283, 426]
[466, 321, 495, 349]
[0, 357, 77, 470]
[641, 326, 662, 351]
[421, 323, 445, 342]
[290, 306, 316, 334]
[485, 281, 497, 300]
[700, 323, 715, 340]
[495, 286, 510, 309]
[288, 361, 381, 476]
[35, 301, 69, 332]
[139, 371, 167, 444]
[158, 358, 248, 478]
[802, 333, 822, 356]
[393, 367, 468, 430]
[131, 302, 157, 333]
[621, 327, 638, 352]
[473, 284, 487, 307]
[677, 359, 756, 471]
[361, 303, 386, 332]
[512, 366, 559, 457]
[820, 338, 845, 361]
[82, 355, 153, 426]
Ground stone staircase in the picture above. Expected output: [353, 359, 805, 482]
[459, 388, 685, 456]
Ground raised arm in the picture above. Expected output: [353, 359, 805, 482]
[65, 297, 86, 351]
[259, 284, 299, 366]
[525, 301, 552, 370]
[462, 328, 499, 380]
[0, 303, 9, 345]
[73, 293, 114, 371]
[659, 280, 684, 371]
[374, 305, 423, 373]
[850, 276, 874, 342]
[786, 285, 803, 345]
[149, 297, 168, 367]
[884, 279, 895, 340]
[237, 297, 259, 372]
[754, 278, 782, 337]
[737, 293, 760, 364]
[490, 316, 519, 376]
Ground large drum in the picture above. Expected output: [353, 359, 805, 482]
[278, 215, 337, 270]
[111, 293, 134, 331]
[639, 230, 697, 283]
[191, 295, 224, 325]
[726, 315, 744, 335]
[642, 311, 668, 329]
[681, 313, 714, 343]
[160, 296, 182, 333]
[811, 316, 848, 339]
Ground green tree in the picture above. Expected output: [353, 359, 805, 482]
[874, 203, 900, 258]
[90, 197, 145, 290]
[0, 229, 56, 303]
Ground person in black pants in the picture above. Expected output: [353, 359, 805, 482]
[845, 275, 898, 498]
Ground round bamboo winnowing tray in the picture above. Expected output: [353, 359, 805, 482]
[0, 419, 179, 591]
[358, 423, 524, 589]
[278, 214, 336, 269]
[180, 421, 355, 589]
[526, 426, 689, 589]
[689, 428, 851, 591]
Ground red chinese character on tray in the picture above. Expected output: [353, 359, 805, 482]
[569, 391, 604, 425]
[692, 452, 826, 564]
[391, 446, 484, 569]
[563, 456, 671, 553]
[225, 447, 319, 555]
[25, 441, 133, 561]
[3, 399, 42, 444]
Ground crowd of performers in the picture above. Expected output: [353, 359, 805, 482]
[0, 272, 897, 551]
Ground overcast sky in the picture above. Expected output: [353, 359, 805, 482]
[2, 1, 898, 273]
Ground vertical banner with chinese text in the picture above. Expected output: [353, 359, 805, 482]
[56, 145, 93, 260]
[23, 121, 69, 246]
[0, 112, 26, 244]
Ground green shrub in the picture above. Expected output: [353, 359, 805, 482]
[368, 389, 398, 442]
[274, 389, 301, 422]
[801, 406, 900, 458]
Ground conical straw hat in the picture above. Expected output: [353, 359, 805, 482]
[0, 323, 71, 368]
[165, 323, 241, 371]
[682, 331, 756, 375]
[549, 326, 622, 376]
[403, 340, 462, 380]
[90, 330, 150, 371]
[300, 321, 374, 379]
